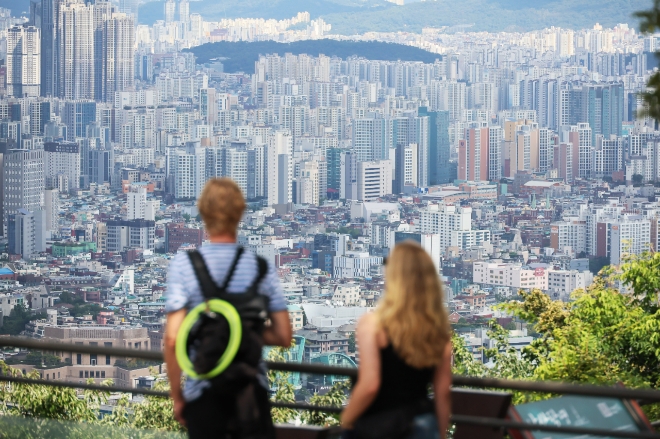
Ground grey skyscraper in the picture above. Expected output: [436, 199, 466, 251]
[3, 148, 45, 236]
[40, 0, 59, 97]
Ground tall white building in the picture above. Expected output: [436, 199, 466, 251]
[164, 0, 175, 24]
[7, 25, 41, 98]
[127, 186, 159, 221]
[548, 270, 593, 301]
[333, 252, 383, 278]
[166, 142, 206, 200]
[353, 117, 386, 162]
[357, 160, 392, 202]
[473, 261, 549, 291]
[44, 142, 81, 191]
[296, 160, 320, 205]
[200, 88, 217, 127]
[267, 130, 293, 206]
[59, 2, 95, 100]
[44, 188, 59, 233]
[420, 204, 475, 252]
[179, 0, 190, 24]
[102, 12, 135, 102]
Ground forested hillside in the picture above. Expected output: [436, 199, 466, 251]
[187, 40, 441, 73]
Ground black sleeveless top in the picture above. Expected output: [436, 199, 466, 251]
[362, 344, 435, 417]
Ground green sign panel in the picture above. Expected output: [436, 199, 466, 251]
[509, 395, 650, 439]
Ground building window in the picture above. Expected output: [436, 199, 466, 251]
[84, 371, 88, 378]
[79, 371, 83, 378]
[77, 354, 82, 365]
[101, 371, 105, 378]
[106, 355, 111, 365]
[96, 371, 100, 378]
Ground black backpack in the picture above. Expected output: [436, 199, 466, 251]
[185, 247, 275, 438]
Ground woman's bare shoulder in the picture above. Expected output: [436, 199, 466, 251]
[357, 311, 378, 331]
[358, 312, 388, 347]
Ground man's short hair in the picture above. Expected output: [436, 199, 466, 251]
[198, 178, 246, 237]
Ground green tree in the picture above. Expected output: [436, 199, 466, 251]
[300, 381, 348, 427]
[0, 305, 43, 336]
[348, 333, 356, 353]
[636, 0, 660, 121]
[633, 174, 644, 185]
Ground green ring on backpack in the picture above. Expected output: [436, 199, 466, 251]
[175, 299, 242, 379]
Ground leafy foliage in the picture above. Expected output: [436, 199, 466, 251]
[57, 292, 107, 318]
[0, 305, 44, 336]
[300, 381, 348, 427]
[0, 362, 107, 421]
[267, 345, 348, 426]
[348, 333, 356, 353]
[638, 0, 660, 120]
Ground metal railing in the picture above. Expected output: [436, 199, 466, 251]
[1, 336, 659, 438]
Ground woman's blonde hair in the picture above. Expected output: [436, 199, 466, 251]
[377, 240, 451, 369]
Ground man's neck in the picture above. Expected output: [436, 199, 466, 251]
[208, 234, 237, 244]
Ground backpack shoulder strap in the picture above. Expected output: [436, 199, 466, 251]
[244, 255, 270, 295]
[220, 246, 245, 291]
[187, 250, 219, 301]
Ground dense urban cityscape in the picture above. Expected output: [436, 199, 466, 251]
[0, 0, 657, 418]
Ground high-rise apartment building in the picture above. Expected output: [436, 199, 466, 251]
[62, 101, 96, 142]
[459, 123, 489, 181]
[352, 116, 386, 162]
[8, 208, 43, 260]
[164, 0, 175, 24]
[44, 188, 59, 232]
[59, 2, 95, 100]
[419, 204, 473, 252]
[127, 186, 159, 221]
[295, 160, 320, 205]
[7, 25, 41, 98]
[267, 130, 293, 206]
[44, 141, 80, 191]
[101, 12, 135, 102]
[356, 160, 391, 202]
[3, 148, 45, 235]
[106, 219, 155, 252]
[166, 142, 206, 200]
[178, 0, 189, 24]
[593, 135, 623, 179]
[40, 0, 58, 97]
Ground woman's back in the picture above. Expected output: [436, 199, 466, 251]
[363, 344, 434, 417]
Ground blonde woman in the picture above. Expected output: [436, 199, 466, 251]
[341, 241, 452, 439]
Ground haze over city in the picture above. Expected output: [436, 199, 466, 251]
[0, 0, 659, 436]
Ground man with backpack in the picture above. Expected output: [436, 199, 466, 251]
[164, 178, 292, 438]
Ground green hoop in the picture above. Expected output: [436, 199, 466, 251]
[175, 299, 242, 379]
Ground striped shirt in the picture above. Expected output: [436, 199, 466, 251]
[166, 243, 287, 401]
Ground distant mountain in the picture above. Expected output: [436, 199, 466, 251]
[138, 0, 386, 25]
[187, 40, 441, 73]
[4, 0, 646, 34]
[138, 0, 650, 33]
[324, 0, 651, 34]
[0, 0, 30, 17]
